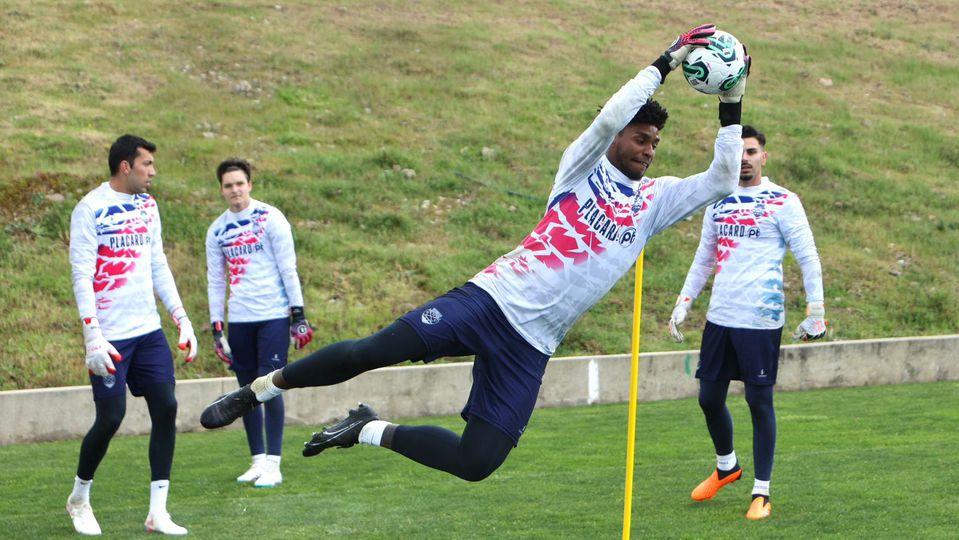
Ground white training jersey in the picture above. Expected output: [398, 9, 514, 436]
[679, 177, 824, 329]
[70, 182, 184, 340]
[470, 66, 742, 355]
[206, 199, 305, 323]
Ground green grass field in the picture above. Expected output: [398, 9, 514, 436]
[1, 1, 957, 390]
[2, 381, 956, 538]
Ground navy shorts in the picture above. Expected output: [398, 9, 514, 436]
[227, 318, 290, 377]
[90, 329, 175, 401]
[697, 321, 783, 385]
[399, 283, 550, 446]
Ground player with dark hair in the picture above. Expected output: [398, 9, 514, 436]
[202, 24, 750, 483]
[67, 134, 197, 535]
[668, 125, 825, 520]
[206, 158, 313, 488]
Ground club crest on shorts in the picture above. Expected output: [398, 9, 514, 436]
[102, 374, 116, 389]
[421, 307, 443, 325]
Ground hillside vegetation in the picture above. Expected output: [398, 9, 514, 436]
[1, 1, 957, 390]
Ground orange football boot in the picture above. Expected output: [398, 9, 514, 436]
[691, 467, 742, 501]
[746, 495, 771, 520]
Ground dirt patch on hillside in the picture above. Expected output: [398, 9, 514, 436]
[0, 172, 97, 228]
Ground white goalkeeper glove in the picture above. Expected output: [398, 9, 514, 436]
[668, 295, 694, 343]
[171, 307, 198, 363]
[82, 317, 122, 377]
[719, 45, 751, 104]
[792, 302, 827, 341]
[662, 24, 716, 70]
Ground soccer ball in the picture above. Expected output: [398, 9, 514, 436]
[682, 30, 747, 95]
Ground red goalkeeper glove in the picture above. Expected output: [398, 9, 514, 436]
[212, 321, 233, 365]
[290, 306, 314, 350]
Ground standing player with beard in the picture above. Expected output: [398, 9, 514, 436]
[66, 134, 197, 535]
[667, 125, 826, 520]
[201, 24, 749, 484]
[205, 158, 314, 488]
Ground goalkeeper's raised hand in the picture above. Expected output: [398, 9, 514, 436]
[719, 45, 751, 104]
[662, 24, 716, 71]
[82, 317, 122, 377]
[792, 302, 827, 341]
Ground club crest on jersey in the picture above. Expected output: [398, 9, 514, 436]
[752, 203, 766, 218]
[421, 308, 442, 325]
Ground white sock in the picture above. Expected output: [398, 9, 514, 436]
[250, 453, 266, 466]
[717, 451, 737, 471]
[753, 479, 770, 497]
[70, 476, 93, 504]
[265, 454, 281, 468]
[149, 480, 170, 516]
[251, 370, 286, 402]
[358, 420, 392, 446]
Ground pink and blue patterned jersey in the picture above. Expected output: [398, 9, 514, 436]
[70, 182, 184, 340]
[206, 199, 304, 323]
[469, 66, 743, 355]
[679, 177, 823, 329]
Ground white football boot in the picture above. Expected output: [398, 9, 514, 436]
[144, 512, 188, 535]
[66, 499, 102, 535]
[236, 461, 266, 483]
[253, 459, 282, 488]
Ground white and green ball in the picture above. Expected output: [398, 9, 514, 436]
[682, 30, 747, 95]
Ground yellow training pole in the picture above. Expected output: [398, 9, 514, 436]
[622, 251, 645, 540]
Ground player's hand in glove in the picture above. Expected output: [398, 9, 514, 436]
[82, 317, 122, 377]
[668, 295, 694, 343]
[290, 306, 314, 350]
[792, 302, 827, 341]
[212, 321, 233, 366]
[662, 24, 716, 70]
[171, 307, 198, 363]
[719, 44, 751, 104]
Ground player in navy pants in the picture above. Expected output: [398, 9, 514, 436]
[202, 24, 751, 485]
[68, 134, 197, 535]
[206, 158, 314, 487]
[668, 125, 826, 520]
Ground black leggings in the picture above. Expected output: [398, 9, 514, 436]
[282, 320, 427, 387]
[698, 379, 776, 481]
[282, 320, 515, 481]
[392, 416, 514, 482]
[77, 383, 177, 481]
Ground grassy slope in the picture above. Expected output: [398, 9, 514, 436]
[0, 1, 957, 389]
[2, 382, 957, 538]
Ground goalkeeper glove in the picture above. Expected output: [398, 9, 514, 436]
[668, 295, 694, 343]
[719, 44, 751, 104]
[661, 24, 716, 71]
[82, 317, 122, 377]
[212, 321, 233, 366]
[171, 307, 198, 363]
[290, 306, 314, 350]
[792, 302, 827, 341]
